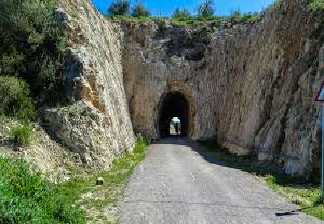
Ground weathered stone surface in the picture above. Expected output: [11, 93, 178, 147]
[46, 0, 323, 177]
[46, 0, 135, 169]
[121, 0, 323, 176]
[0, 117, 80, 183]
[43, 101, 134, 169]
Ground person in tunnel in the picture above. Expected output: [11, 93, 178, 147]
[174, 123, 179, 135]
[171, 117, 181, 135]
[159, 92, 189, 138]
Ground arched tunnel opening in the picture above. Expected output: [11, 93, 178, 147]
[159, 92, 189, 138]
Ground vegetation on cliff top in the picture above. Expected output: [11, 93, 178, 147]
[109, 12, 261, 29]
[310, 0, 324, 11]
[107, 0, 261, 28]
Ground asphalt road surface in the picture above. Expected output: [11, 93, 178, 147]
[120, 138, 322, 224]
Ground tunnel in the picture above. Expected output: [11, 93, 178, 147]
[159, 92, 189, 138]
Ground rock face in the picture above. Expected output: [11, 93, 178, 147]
[44, 0, 135, 169]
[122, 0, 323, 176]
[0, 117, 80, 183]
[47, 0, 322, 176]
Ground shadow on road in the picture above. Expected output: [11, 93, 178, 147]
[154, 137, 323, 219]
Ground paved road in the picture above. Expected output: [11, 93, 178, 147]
[120, 138, 322, 224]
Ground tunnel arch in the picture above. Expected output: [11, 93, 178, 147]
[158, 92, 190, 138]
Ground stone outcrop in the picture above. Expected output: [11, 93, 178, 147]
[0, 117, 80, 183]
[121, 0, 324, 176]
[43, 101, 133, 169]
[42, 0, 135, 169]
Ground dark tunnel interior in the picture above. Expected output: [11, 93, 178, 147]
[159, 92, 189, 138]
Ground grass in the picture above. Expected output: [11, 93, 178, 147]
[0, 157, 85, 224]
[265, 176, 323, 219]
[199, 140, 324, 221]
[0, 137, 149, 223]
[56, 137, 149, 223]
[10, 122, 34, 146]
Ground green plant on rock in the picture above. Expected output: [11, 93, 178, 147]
[108, 0, 131, 16]
[0, 76, 35, 121]
[132, 3, 151, 17]
[10, 122, 34, 146]
[172, 8, 191, 20]
[310, 0, 324, 11]
[229, 10, 261, 24]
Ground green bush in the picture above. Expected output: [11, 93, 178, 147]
[0, 76, 35, 120]
[10, 122, 34, 146]
[132, 4, 150, 17]
[0, 157, 85, 224]
[108, 0, 130, 16]
[310, 0, 324, 11]
[0, 0, 66, 106]
[229, 10, 261, 24]
[172, 8, 191, 20]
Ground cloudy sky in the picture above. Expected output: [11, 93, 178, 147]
[93, 0, 276, 16]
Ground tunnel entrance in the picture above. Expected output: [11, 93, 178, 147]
[159, 92, 189, 138]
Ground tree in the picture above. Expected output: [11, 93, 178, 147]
[132, 4, 150, 17]
[198, 0, 215, 17]
[0, 0, 66, 106]
[172, 8, 191, 19]
[229, 9, 241, 23]
[108, 0, 130, 16]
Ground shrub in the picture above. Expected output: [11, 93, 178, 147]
[229, 10, 261, 24]
[310, 0, 324, 11]
[172, 8, 191, 19]
[0, 0, 66, 106]
[0, 76, 35, 120]
[10, 122, 33, 146]
[198, 0, 215, 18]
[0, 157, 85, 223]
[229, 9, 242, 23]
[132, 4, 150, 17]
[108, 0, 130, 16]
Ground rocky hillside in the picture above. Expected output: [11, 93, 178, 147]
[121, 0, 323, 176]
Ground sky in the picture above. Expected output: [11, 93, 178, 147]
[92, 0, 276, 17]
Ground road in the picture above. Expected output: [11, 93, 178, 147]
[119, 138, 322, 224]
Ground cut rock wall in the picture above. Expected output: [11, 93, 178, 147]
[44, 0, 323, 176]
[43, 0, 136, 169]
[122, 0, 324, 176]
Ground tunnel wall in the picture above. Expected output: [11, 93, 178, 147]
[122, 0, 324, 176]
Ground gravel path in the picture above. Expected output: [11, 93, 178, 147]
[120, 138, 322, 224]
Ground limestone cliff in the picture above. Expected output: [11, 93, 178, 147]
[43, 0, 135, 169]
[121, 0, 323, 176]
[38, 0, 323, 177]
